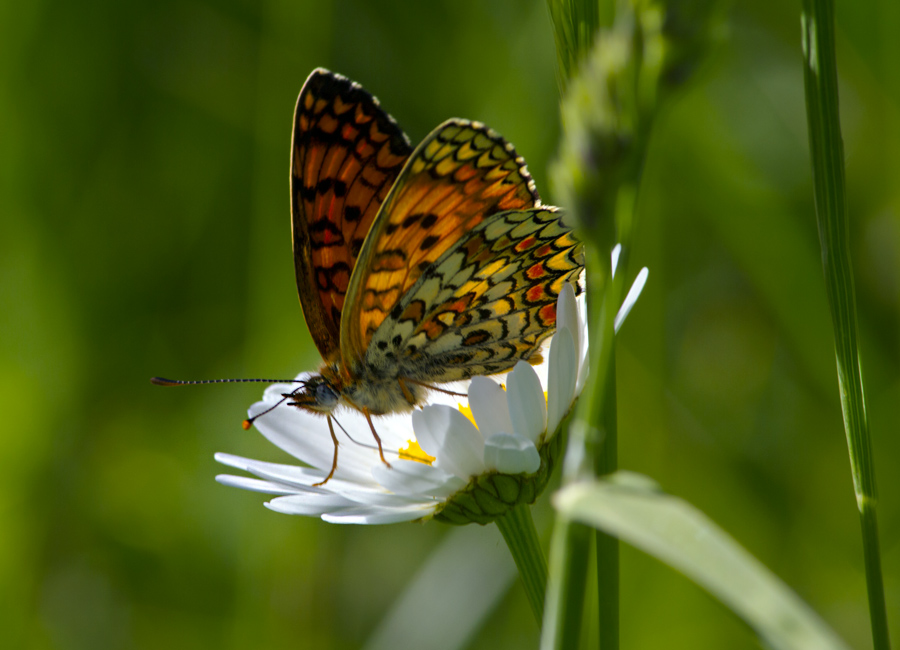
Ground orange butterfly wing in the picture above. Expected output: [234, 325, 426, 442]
[340, 120, 539, 370]
[291, 69, 413, 361]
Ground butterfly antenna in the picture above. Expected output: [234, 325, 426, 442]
[150, 376, 306, 430]
[151, 377, 302, 386]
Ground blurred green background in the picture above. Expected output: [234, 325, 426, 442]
[2, 0, 898, 648]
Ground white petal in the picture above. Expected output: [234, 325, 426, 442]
[358, 411, 422, 451]
[556, 282, 581, 370]
[507, 361, 546, 442]
[215, 474, 298, 495]
[413, 405, 485, 479]
[328, 489, 427, 508]
[468, 377, 513, 438]
[611, 243, 621, 277]
[529, 343, 551, 388]
[214, 452, 339, 493]
[483, 434, 540, 474]
[250, 407, 368, 483]
[265, 493, 356, 516]
[575, 293, 590, 395]
[615, 266, 648, 333]
[322, 504, 437, 525]
[547, 326, 577, 434]
[214, 451, 257, 472]
[411, 409, 440, 457]
[422, 380, 471, 409]
[373, 460, 466, 498]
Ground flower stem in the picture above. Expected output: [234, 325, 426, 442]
[800, 1, 890, 648]
[495, 503, 548, 623]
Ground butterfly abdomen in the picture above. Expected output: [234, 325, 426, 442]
[341, 370, 427, 415]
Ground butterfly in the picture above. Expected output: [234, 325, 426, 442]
[282, 68, 583, 484]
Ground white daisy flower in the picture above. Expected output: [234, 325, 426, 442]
[216, 268, 644, 525]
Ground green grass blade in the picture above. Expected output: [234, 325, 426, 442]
[799, 1, 891, 648]
[595, 351, 619, 649]
[541, 515, 593, 649]
[555, 473, 852, 650]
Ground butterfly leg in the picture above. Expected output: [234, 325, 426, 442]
[363, 407, 392, 469]
[397, 377, 416, 405]
[403, 377, 467, 398]
[313, 415, 340, 487]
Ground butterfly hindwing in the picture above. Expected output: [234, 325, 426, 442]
[292, 68, 413, 361]
[340, 119, 540, 370]
[364, 207, 584, 383]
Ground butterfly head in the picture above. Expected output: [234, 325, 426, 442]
[288, 373, 341, 414]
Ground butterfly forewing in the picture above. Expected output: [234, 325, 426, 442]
[292, 69, 413, 361]
[365, 207, 584, 383]
[341, 119, 540, 369]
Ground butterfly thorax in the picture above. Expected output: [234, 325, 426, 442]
[290, 363, 426, 416]
[340, 361, 428, 415]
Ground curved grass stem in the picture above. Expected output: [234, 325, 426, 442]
[800, 1, 891, 647]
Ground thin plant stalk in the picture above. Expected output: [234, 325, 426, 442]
[543, 236, 622, 650]
[543, 2, 611, 648]
[543, 514, 593, 648]
[595, 349, 619, 648]
[799, 0, 890, 648]
[582, 241, 623, 650]
[592, 178, 639, 648]
[544, 0, 717, 645]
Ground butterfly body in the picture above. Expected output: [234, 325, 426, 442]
[288, 69, 583, 482]
[294, 362, 425, 416]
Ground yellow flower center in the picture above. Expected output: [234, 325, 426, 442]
[398, 440, 435, 465]
[458, 403, 477, 427]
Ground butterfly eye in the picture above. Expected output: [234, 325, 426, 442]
[315, 382, 339, 409]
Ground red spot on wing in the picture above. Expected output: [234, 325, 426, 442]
[515, 236, 537, 253]
[526, 262, 545, 280]
[539, 303, 557, 325]
[448, 295, 473, 313]
[526, 285, 546, 302]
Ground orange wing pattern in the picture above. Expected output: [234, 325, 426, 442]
[341, 119, 540, 368]
[292, 69, 413, 361]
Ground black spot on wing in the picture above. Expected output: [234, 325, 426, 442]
[344, 205, 362, 223]
[420, 234, 440, 251]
